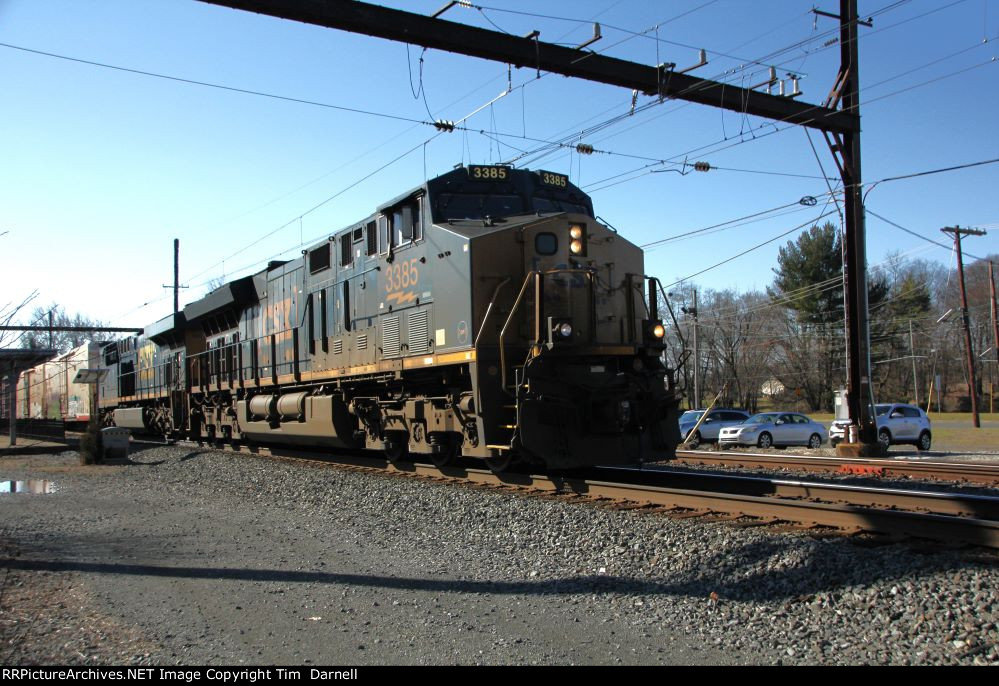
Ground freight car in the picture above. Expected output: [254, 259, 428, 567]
[98, 166, 683, 471]
[15, 343, 100, 428]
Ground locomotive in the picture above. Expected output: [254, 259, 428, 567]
[97, 165, 682, 471]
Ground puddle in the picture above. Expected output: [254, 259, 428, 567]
[0, 480, 56, 494]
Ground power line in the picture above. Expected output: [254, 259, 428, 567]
[531, 29, 996, 187]
[662, 209, 839, 290]
[0, 41, 432, 127]
[868, 210, 990, 262]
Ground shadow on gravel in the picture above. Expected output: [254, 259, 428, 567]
[1, 541, 990, 602]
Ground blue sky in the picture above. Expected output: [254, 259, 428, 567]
[2, 0, 997, 328]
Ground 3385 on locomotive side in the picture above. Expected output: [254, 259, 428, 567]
[98, 165, 683, 471]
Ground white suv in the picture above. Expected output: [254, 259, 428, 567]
[829, 403, 932, 451]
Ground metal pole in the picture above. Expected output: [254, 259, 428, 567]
[692, 289, 700, 408]
[48, 310, 54, 350]
[909, 320, 919, 406]
[990, 260, 998, 416]
[839, 0, 877, 450]
[174, 238, 180, 315]
[943, 226, 981, 427]
[7, 373, 15, 447]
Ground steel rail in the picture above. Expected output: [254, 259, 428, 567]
[673, 450, 999, 486]
[170, 440, 999, 549]
[595, 466, 999, 520]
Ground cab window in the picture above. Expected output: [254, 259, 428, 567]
[388, 198, 423, 247]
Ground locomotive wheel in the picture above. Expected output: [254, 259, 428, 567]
[484, 452, 515, 474]
[383, 431, 410, 464]
[429, 435, 461, 469]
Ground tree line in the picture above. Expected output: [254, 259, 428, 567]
[663, 222, 998, 413]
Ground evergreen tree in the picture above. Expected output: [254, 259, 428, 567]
[767, 222, 889, 410]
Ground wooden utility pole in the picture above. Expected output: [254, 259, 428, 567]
[162, 238, 188, 314]
[941, 226, 986, 427]
[990, 261, 998, 414]
[173, 238, 180, 314]
[909, 320, 919, 406]
[692, 290, 700, 408]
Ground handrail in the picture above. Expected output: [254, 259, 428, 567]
[498, 272, 539, 394]
[497, 267, 598, 395]
[473, 277, 512, 348]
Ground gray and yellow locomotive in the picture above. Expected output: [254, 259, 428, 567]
[99, 166, 682, 470]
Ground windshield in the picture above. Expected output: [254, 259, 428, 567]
[875, 404, 893, 416]
[533, 196, 589, 214]
[436, 193, 525, 220]
[680, 411, 703, 423]
[744, 414, 776, 425]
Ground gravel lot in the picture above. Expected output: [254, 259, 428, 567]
[1, 445, 998, 665]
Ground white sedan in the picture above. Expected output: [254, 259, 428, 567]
[718, 412, 828, 449]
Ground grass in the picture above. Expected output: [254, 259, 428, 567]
[926, 425, 999, 452]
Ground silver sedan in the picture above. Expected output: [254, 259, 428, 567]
[718, 412, 828, 449]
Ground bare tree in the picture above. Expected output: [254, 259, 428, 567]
[0, 290, 40, 349]
[19, 304, 111, 354]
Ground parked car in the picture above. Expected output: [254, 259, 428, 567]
[678, 408, 751, 449]
[718, 412, 828, 449]
[828, 403, 932, 450]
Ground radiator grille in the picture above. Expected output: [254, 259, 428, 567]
[382, 317, 400, 357]
[408, 310, 430, 355]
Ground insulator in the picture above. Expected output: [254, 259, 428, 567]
[693, 161, 711, 172]
[576, 143, 595, 155]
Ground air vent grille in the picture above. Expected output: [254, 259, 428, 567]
[382, 317, 400, 357]
[408, 310, 430, 355]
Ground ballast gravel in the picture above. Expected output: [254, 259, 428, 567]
[1, 445, 997, 665]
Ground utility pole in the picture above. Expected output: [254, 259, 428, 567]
[831, 0, 876, 453]
[162, 239, 188, 315]
[173, 238, 180, 314]
[990, 261, 998, 414]
[941, 226, 986, 427]
[692, 290, 700, 408]
[48, 310, 54, 350]
[682, 291, 700, 408]
[909, 320, 919, 406]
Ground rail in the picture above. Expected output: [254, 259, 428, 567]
[673, 449, 999, 486]
[152, 438, 999, 549]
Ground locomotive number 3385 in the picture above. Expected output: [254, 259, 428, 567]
[385, 258, 420, 294]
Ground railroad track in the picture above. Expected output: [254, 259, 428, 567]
[674, 449, 999, 486]
[126, 439, 999, 550]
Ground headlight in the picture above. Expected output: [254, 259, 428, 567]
[568, 224, 586, 255]
[652, 323, 665, 338]
[558, 322, 573, 338]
